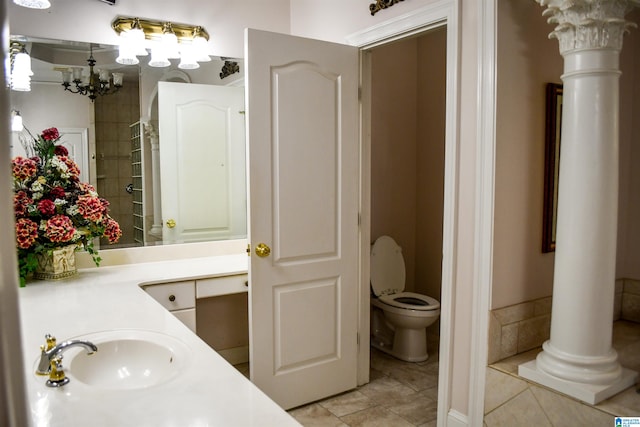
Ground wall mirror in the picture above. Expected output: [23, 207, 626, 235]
[9, 35, 247, 250]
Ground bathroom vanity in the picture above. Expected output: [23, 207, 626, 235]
[18, 254, 299, 427]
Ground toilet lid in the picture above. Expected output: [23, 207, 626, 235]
[370, 236, 405, 297]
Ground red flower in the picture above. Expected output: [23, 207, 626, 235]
[44, 214, 76, 243]
[15, 218, 39, 249]
[37, 199, 56, 216]
[50, 186, 66, 200]
[104, 217, 122, 244]
[41, 127, 60, 141]
[14, 191, 32, 217]
[77, 195, 104, 222]
[54, 145, 68, 156]
[12, 157, 38, 181]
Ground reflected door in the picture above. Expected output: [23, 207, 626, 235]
[246, 29, 360, 409]
[158, 82, 246, 243]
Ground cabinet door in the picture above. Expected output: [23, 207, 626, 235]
[172, 308, 197, 333]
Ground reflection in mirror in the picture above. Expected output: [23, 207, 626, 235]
[9, 36, 246, 250]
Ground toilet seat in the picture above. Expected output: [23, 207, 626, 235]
[378, 292, 440, 311]
[370, 236, 440, 312]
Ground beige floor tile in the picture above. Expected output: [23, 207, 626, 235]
[484, 389, 552, 427]
[388, 363, 439, 392]
[318, 390, 377, 418]
[340, 406, 414, 427]
[484, 367, 529, 414]
[358, 375, 419, 406]
[595, 385, 640, 417]
[386, 389, 438, 425]
[289, 403, 348, 427]
[530, 385, 613, 426]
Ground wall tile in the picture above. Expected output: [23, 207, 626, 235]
[500, 323, 518, 360]
[488, 312, 502, 364]
[625, 279, 640, 295]
[493, 302, 534, 325]
[533, 297, 552, 316]
[622, 293, 640, 323]
[517, 315, 551, 353]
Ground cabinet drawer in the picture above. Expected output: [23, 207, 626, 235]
[144, 281, 195, 311]
[196, 274, 248, 299]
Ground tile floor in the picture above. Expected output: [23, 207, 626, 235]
[484, 320, 640, 426]
[287, 336, 441, 427]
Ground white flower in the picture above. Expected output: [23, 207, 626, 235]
[54, 198, 67, 207]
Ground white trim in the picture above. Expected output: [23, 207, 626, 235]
[346, 1, 460, 425]
[467, 0, 497, 425]
[447, 409, 469, 427]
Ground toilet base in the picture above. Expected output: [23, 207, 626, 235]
[371, 327, 429, 363]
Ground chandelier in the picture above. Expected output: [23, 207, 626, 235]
[59, 46, 124, 102]
[112, 17, 212, 70]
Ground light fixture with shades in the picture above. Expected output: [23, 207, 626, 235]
[10, 42, 33, 92]
[12, 0, 51, 9]
[59, 46, 124, 102]
[11, 110, 24, 132]
[112, 16, 212, 70]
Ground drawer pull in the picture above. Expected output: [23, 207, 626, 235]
[168, 294, 176, 302]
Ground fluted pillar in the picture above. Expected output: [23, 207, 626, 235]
[519, 0, 639, 404]
[143, 122, 163, 239]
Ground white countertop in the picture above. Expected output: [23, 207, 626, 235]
[18, 255, 301, 427]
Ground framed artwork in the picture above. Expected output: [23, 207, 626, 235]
[542, 83, 563, 253]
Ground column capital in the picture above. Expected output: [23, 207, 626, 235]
[142, 121, 158, 140]
[537, 0, 639, 54]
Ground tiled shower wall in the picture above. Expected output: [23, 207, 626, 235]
[94, 81, 140, 248]
[488, 278, 640, 364]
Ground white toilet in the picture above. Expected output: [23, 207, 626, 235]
[370, 235, 440, 362]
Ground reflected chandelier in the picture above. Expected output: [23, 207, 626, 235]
[59, 46, 124, 102]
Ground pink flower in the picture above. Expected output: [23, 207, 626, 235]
[14, 191, 33, 217]
[77, 195, 105, 222]
[44, 214, 76, 243]
[104, 217, 122, 244]
[41, 127, 60, 141]
[37, 199, 56, 216]
[12, 157, 38, 181]
[58, 156, 81, 178]
[15, 218, 39, 249]
[53, 145, 68, 156]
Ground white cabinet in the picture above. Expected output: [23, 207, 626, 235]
[143, 281, 196, 332]
[196, 274, 248, 299]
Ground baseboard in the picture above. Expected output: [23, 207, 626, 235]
[447, 409, 468, 427]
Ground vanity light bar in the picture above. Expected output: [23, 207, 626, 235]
[111, 17, 210, 43]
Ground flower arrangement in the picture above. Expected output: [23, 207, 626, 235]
[12, 127, 122, 286]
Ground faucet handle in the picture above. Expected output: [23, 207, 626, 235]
[41, 334, 57, 352]
[46, 356, 70, 388]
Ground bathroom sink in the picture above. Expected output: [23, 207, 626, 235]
[65, 330, 191, 390]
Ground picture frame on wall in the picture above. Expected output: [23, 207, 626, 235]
[542, 83, 563, 253]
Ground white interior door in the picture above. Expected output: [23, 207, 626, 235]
[158, 82, 246, 243]
[246, 28, 360, 409]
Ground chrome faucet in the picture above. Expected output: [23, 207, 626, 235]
[36, 334, 98, 375]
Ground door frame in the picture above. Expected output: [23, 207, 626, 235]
[346, 1, 463, 425]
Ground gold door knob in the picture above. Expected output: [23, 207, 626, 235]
[166, 219, 176, 228]
[255, 243, 271, 258]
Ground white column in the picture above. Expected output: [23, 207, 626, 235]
[519, 0, 639, 405]
[143, 122, 163, 239]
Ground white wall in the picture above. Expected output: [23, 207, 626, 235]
[8, 0, 291, 58]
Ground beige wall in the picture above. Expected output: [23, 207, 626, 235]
[617, 9, 640, 280]
[493, 3, 640, 310]
[370, 28, 446, 302]
[370, 38, 418, 292]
